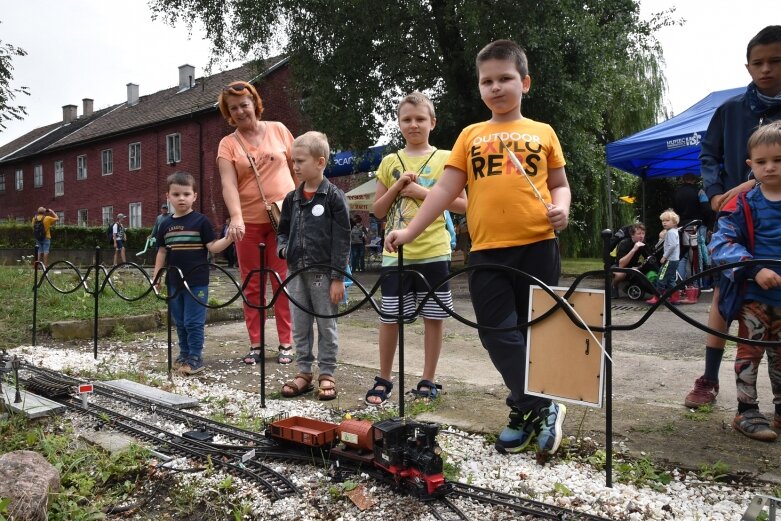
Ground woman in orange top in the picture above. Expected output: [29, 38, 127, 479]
[217, 81, 295, 365]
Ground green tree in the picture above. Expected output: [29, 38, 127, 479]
[153, 0, 671, 256]
[0, 23, 29, 131]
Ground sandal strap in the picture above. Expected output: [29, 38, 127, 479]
[284, 373, 313, 392]
[411, 379, 442, 398]
[738, 409, 770, 426]
[319, 374, 335, 385]
[372, 376, 393, 393]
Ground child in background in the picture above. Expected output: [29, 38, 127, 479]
[646, 209, 681, 305]
[385, 40, 571, 457]
[709, 121, 781, 441]
[366, 91, 467, 405]
[277, 131, 351, 401]
[153, 172, 234, 375]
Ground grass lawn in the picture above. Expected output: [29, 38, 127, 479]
[561, 257, 604, 276]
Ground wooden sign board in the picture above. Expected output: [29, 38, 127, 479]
[525, 286, 605, 408]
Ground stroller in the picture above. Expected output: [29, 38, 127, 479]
[605, 225, 662, 300]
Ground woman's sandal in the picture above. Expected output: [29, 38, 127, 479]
[281, 373, 314, 398]
[733, 409, 778, 441]
[277, 345, 294, 365]
[364, 376, 393, 406]
[242, 349, 262, 365]
[318, 375, 338, 401]
[410, 379, 443, 401]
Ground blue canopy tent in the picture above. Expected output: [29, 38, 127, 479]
[325, 145, 386, 177]
[605, 87, 744, 224]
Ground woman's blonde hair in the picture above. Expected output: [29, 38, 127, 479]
[217, 81, 264, 126]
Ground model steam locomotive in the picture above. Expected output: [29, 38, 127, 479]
[266, 415, 448, 498]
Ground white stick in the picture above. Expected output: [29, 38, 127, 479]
[502, 140, 550, 210]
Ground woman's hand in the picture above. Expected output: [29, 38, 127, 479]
[229, 217, 246, 242]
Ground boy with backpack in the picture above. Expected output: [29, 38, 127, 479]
[32, 206, 58, 267]
[709, 121, 781, 441]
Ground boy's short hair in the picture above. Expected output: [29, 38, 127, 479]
[397, 91, 436, 120]
[476, 39, 529, 78]
[293, 131, 330, 160]
[167, 171, 197, 191]
[629, 223, 646, 235]
[746, 26, 781, 61]
[747, 121, 781, 155]
[217, 81, 264, 126]
[659, 209, 680, 225]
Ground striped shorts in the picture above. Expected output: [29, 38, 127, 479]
[379, 260, 453, 324]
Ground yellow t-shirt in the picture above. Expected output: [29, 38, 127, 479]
[446, 119, 566, 251]
[376, 149, 451, 261]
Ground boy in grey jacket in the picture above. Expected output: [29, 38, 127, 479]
[277, 131, 351, 400]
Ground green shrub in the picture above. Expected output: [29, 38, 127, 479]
[0, 222, 150, 250]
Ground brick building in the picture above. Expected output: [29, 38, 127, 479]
[0, 58, 304, 229]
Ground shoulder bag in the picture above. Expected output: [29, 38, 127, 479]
[233, 130, 284, 233]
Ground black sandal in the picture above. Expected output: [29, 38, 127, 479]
[733, 409, 778, 441]
[364, 376, 393, 406]
[242, 349, 262, 365]
[409, 379, 442, 401]
[277, 345, 294, 365]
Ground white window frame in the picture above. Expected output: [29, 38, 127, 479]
[166, 133, 181, 165]
[101, 149, 113, 175]
[129, 142, 141, 170]
[0, 173, 5, 193]
[76, 155, 87, 180]
[102, 206, 113, 226]
[55, 211, 64, 224]
[34, 164, 43, 187]
[129, 202, 142, 228]
[78, 208, 88, 227]
[54, 160, 64, 197]
[15, 169, 22, 191]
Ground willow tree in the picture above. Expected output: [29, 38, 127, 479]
[0, 23, 29, 131]
[153, 0, 670, 256]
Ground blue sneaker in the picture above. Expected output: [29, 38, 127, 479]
[495, 408, 537, 454]
[180, 357, 205, 375]
[536, 402, 566, 454]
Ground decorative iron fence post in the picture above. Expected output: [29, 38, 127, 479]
[93, 246, 101, 359]
[32, 245, 40, 346]
[165, 246, 173, 378]
[259, 242, 267, 408]
[397, 245, 405, 417]
[601, 229, 614, 488]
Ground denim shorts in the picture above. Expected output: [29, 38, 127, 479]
[35, 238, 51, 254]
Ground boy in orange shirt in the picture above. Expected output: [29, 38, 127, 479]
[386, 40, 571, 456]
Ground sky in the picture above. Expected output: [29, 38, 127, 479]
[1, 0, 780, 146]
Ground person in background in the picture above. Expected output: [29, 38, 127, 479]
[32, 206, 58, 267]
[645, 210, 681, 305]
[685, 25, 781, 408]
[277, 131, 350, 400]
[366, 90, 467, 406]
[216, 80, 295, 365]
[349, 214, 368, 272]
[113, 213, 127, 267]
[672, 174, 712, 282]
[153, 172, 234, 375]
[221, 217, 238, 268]
[385, 40, 571, 457]
[709, 121, 781, 441]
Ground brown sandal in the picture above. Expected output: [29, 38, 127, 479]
[281, 373, 314, 398]
[318, 374, 337, 401]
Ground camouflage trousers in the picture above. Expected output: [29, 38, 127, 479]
[735, 300, 781, 407]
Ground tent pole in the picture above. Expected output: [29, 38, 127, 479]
[605, 165, 613, 230]
[641, 178, 647, 225]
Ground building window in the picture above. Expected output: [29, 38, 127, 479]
[0, 173, 5, 193]
[34, 165, 43, 187]
[101, 149, 113, 175]
[55, 211, 64, 224]
[102, 206, 113, 226]
[54, 160, 64, 196]
[78, 208, 88, 227]
[76, 155, 87, 180]
[15, 169, 22, 191]
[166, 133, 181, 165]
[129, 142, 141, 170]
[129, 202, 142, 228]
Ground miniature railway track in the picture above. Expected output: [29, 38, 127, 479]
[13, 363, 611, 519]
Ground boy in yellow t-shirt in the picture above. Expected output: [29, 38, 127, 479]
[386, 40, 571, 457]
[365, 91, 467, 406]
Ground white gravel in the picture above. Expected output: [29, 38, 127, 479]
[7, 344, 773, 520]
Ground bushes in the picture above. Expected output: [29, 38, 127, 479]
[0, 222, 150, 250]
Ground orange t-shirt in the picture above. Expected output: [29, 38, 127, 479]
[446, 118, 566, 251]
[217, 121, 296, 224]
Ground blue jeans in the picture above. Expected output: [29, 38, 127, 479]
[168, 284, 208, 361]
